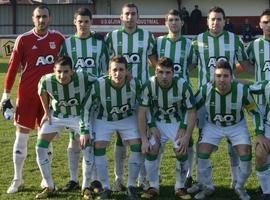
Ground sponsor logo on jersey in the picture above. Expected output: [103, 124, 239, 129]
[58, 98, 79, 107]
[262, 60, 270, 71]
[158, 105, 177, 115]
[173, 63, 183, 74]
[110, 104, 130, 114]
[74, 57, 95, 69]
[123, 53, 141, 64]
[213, 114, 234, 122]
[49, 42, 56, 49]
[35, 55, 54, 66]
[207, 56, 228, 68]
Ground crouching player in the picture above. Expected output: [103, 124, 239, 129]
[80, 56, 144, 199]
[35, 56, 95, 199]
[249, 81, 270, 200]
[137, 57, 197, 199]
[191, 60, 264, 200]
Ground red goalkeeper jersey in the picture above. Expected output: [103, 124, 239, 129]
[4, 29, 64, 98]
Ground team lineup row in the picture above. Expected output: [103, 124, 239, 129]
[1, 2, 270, 200]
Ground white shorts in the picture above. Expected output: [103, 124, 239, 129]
[197, 106, 207, 129]
[93, 115, 140, 142]
[199, 120, 251, 147]
[40, 116, 80, 136]
[156, 121, 180, 148]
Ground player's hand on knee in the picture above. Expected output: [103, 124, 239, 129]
[141, 140, 150, 154]
[41, 113, 51, 126]
[175, 129, 190, 154]
[256, 134, 270, 152]
[80, 134, 90, 149]
[149, 127, 161, 142]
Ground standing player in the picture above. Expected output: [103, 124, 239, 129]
[190, 6, 251, 189]
[0, 6, 64, 194]
[59, 7, 109, 192]
[250, 80, 270, 200]
[193, 60, 264, 200]
[105, 3, 157, 190]
[35, 56, 95, 199]
[246, 8, 270, 116]
[156, 9, 194, 187]
[138, 57, 196, 199]
[80, 56, 143, 199]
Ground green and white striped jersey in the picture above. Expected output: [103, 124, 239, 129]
[196, 81, 264, 135]
[246, 37, 270, 104]
[156, 35, 192, 82]
[80, 76, 141, 135]
[105, 27, 156, 83]
[139, 76, 195, 126]
[60, 34, 109, 77]
[191, 31, 248, 87]
[250, 80, 270, 125]
[38, 71, 94, 118]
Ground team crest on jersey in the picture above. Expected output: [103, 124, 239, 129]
[210, 101, 215, 106]
[126, 92, 132, 99]
[224, 44, 231, 50]
[74, 87, 81, 93]
[117, 41, 122, 47]
[260, 49, 264, 54]
[92, 46, 97, 52]
[106, 96, 111, 101]
[49, 42, 56, 49]
[231, 103, 239, 109]
[138, 41, 144, 47]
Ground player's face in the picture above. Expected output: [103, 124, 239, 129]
[207, 11, 225, 36]
[74, 15, 92, 37]
[166, 14, 183, 34]
[54, 64, 73, 85]
[109, 62, 128, 87]
[214, 68, 232, 93]
[120, 6, 138, 30]
[155, 65, 173, 88]
[32, 8, 50, 34]
[260, 15, 270, 36]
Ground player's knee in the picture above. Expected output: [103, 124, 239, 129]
[68, 135, 80, 151]
[239, 155, 252, 174]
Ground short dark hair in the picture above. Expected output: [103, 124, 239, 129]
[122, 3, 138, 14]
[109, 56, 128, 69]
[208, 6, 226, 19]
[33, 5, 51, 16]
[215, 60, 232, 75]
[156, 57, 174, 72]
[260, 8, 270, 19]
[55, 56, 73, 69]
[165, 9, 183, 21]
[74, 7, 92, 19]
